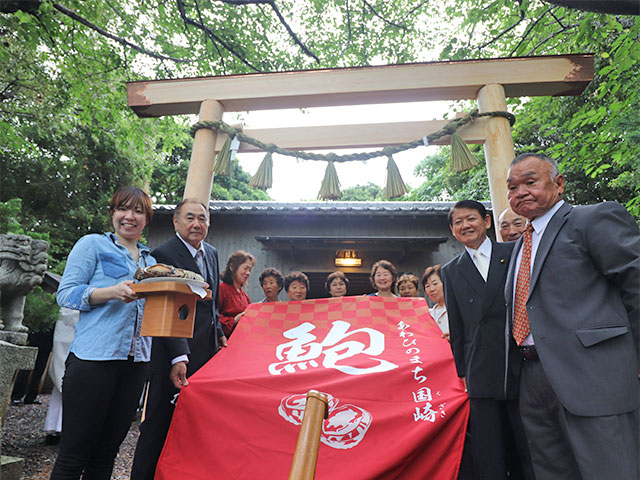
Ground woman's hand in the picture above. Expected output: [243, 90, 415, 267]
[233, 312, 245, 325]
[89, 280, 139, 305]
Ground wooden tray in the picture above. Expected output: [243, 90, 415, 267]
[132, 281, 212, 338]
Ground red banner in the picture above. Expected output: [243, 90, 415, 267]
[156, 296, 468, 480]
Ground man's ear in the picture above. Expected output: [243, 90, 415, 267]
[555, 174, 565, 195]
[484, 214, 492, 230]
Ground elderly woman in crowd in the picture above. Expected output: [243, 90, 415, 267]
[396, 273, 420, 297]
[259, 267, 284, 302]
[51, 186, 155, 479]
[219, 250, 255, 337]
[421, 265, 449, 340]
[368, 259, 398, 297]
[325, 271, 349, 297]
[284, 271, 309, 301]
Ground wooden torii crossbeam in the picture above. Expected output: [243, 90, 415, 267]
[127, 54, 593, 237]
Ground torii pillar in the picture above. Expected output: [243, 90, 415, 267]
[184, 100, 224, 205]
[477, 83, 514, 235]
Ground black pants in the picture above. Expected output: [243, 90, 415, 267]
[11, 329, 54, 402]
[130, 373, 178, 480]
[468, 398, 535, 480]
[50, 354, 148, 480]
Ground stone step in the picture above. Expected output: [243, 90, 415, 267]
[1, 455, 25, 480]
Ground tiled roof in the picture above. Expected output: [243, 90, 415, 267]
[154, 200, 493, 216]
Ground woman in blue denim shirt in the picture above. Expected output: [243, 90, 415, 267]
[51, 186, 156, 480]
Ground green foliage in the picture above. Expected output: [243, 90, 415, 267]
[409, 147, 490, 202]
[411, 1, 640, 214]
[211, 161, 271, 201]
[0, 198, 24, 234]
[0, 198, 50, 241]
[341, 183, 385, 201]
[22, 286, 60, 333]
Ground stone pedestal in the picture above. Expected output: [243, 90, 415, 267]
[0, 332, 27, 347]
[0, 341, 38, 480]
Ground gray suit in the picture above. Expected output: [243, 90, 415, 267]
[505, 201, 640, 479]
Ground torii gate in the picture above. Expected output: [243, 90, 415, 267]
[126, 54, 593, 238]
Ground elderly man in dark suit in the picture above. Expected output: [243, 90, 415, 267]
[131, 198, 225, 480]
[442, 200, 533, 480]
[505, 152, 640, 479]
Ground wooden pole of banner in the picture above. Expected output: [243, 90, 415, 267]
[289, 390, 329, 480]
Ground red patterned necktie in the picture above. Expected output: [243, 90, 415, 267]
[513, 224, 534, 345]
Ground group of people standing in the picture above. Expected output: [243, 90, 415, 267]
[48, 151, 639, 480]
[441, 153, 639, 480]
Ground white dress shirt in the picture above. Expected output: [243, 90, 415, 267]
[465, 236, 492, 282]
[512, 200, 565, 345]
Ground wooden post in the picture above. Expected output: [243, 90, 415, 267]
[477, 84, 515, 241]
[183, 99, 224, 205]
[289, 390, 329, 480]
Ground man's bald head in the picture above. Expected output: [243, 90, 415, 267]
[498, 208, 527, 241]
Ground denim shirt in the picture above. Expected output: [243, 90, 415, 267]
[57, 233, 156, 362]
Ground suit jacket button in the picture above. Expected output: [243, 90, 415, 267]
[469, 298, 474, 303]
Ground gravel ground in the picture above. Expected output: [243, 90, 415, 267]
[1, 394, 140, 479]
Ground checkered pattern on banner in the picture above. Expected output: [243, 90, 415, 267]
[244, 296, 432, 343]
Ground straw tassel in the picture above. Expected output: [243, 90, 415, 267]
[213, 135, 233, 176]
[450, 132, 478, 172]
[317, 161, 341, 200]
[385, 155, 408, 199]
[249, 151, 273, 190]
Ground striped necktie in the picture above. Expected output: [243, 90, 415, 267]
[195, 250, 205, 276]
[513, 224, 534, 345]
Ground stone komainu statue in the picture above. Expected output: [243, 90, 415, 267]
[0, 234, 48, 332]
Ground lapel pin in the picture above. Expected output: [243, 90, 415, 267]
[500, 258, 505, 263]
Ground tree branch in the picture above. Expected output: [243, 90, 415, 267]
[526, 23, 578, 55]
[509, 6, 554, 56]
[265, 1, 319, 62]
[476, 4, 526, 50]
[193, 0, 227, 74]
[548, 9, 567, 28]
[361, 0, 407, 30]
[401, 0, 429, 21]
[213, 0, 320, 62]
[176, 0, 262, 72]
[52, 2, 192, 63]
[339, 0, 352, 56]
[0, 80, 18, 101]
